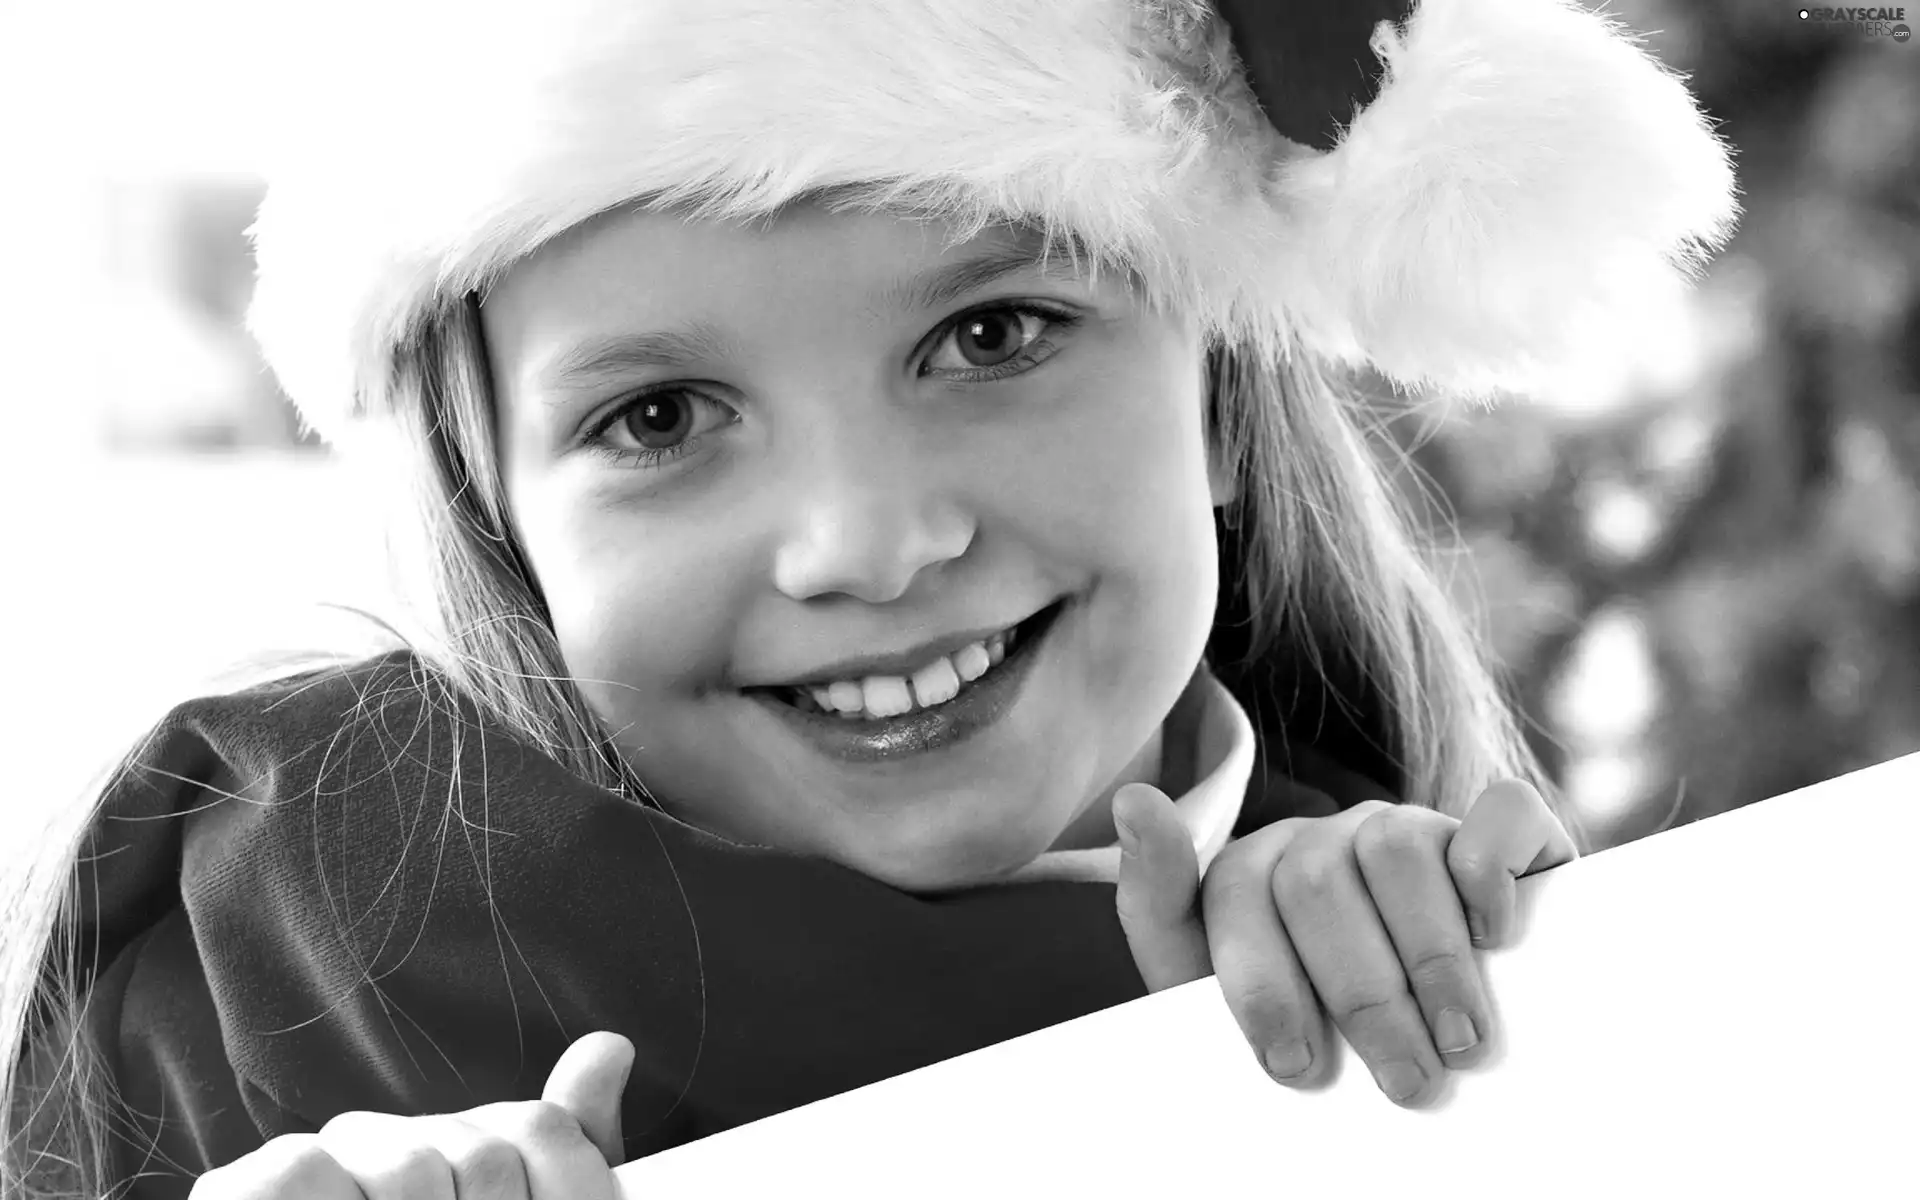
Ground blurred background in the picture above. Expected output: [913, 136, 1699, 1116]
[1, 0, 1916, 856]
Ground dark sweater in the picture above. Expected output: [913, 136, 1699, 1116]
[54, 652, 1385, 1196]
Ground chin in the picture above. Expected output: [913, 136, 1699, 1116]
[837, 812, 1064, 895]
[858, 858, 1022, 896]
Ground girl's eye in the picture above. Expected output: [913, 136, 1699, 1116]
[585, 389, 736, 467]
[923, 304, 1079, 381]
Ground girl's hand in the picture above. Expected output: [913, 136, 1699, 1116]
[1116, 779, 1576, 1107]
[189, 1032, 634, 1198]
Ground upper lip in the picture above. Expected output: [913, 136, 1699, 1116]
[751, 609, 1044, 689]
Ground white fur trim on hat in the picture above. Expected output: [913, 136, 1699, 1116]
[247, 0, 1738, 442]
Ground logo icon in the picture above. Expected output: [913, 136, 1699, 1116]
[1797, 7, 1912, 39]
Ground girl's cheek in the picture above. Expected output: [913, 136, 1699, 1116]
[540, 513, 752, 697]
[1029, 396, 1218, 674]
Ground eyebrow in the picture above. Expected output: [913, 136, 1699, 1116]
[538, 234, 1090, 401]
[875, 237, 1087, 315]
[541, 323, 734, 396]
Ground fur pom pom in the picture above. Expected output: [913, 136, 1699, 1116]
[1270, 0, 1740, 399]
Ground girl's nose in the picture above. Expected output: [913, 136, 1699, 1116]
[771, 467, 976, 605]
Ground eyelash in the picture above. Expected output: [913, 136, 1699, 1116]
[581, 393, 730, 470]
[581, 301, 1082, 468]
[920, 301, 1082, 383]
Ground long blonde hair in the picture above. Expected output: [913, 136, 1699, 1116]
[3, 281, 1555, 1198]
[1209, 342, 1552, 813]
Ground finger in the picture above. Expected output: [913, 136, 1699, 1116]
[541, 1032, 635, 1167]
[1114, 783, 1211, 991]
[431, 1117, 531, 1200]
[1200, 821, 1331, 1087]
[314, 1112, 455, 1200]
[463, 1100, 620, 1200]
[1271, 802, 1444, 1108]
[191, 1134, 365, 1199]
[1450, 779, 1580, 949]
[1353, 805, 1494, 1070]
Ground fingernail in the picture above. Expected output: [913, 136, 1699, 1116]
[1468, 912, 1488, 945]
[1114, 816, 1139, 857]
[1372, 1060, 1427, 1104]
[1264, 1042, 1312, 1080]
[1436, 1008, 1478, 1054]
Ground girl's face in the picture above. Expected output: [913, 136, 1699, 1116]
[484, 204, 1226, 891]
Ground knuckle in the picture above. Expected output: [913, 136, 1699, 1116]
[1202, 851, 1272, 910]
[1228, 977, 1309, 1037]
[450, 1134, 527, 1193]
[1327, 992, 1399, 1028]
[317, 1109, 397, 1143]
[1270, 844, 1347, 903]
[238, 1135, 340, 1190]
[1448, 845, 1500, 886]
[1211, 822, 1290, 876]
[1404, 947, 1470, 990]
[513, 1099, 583, 1145]
[1272, 816, 1317, 838]
[266, 1130, 321, 1156]
[282, 1139, 339, 1177]
[1208, 836, 1255, 878]
[1353, 807, 1433, 861]
[381, 1141, 448, 1189]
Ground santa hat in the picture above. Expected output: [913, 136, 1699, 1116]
[247, 0, 1738, 443]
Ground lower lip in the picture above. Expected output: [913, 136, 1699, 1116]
[749, 601, 1066, 764]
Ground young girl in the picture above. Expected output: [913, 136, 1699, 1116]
[3, 0, 1734, 1195]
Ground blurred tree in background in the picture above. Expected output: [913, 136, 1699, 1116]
[1383, 0, 1920, 849]
[107, 0, 1916, 850]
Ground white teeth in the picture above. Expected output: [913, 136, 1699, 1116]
[789, 626, 1024, 720]
[952, 642, 991, 683]
[862, 676, 914, 718]
[911, 657, 961, 707]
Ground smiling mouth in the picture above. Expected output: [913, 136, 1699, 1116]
[749, 600, 1065, 723]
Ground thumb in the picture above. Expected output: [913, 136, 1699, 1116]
[541, 1031, 635, 1166]
[1113, 782, 1212, 991]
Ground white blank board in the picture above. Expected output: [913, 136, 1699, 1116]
[618, 752, 1920, 1197]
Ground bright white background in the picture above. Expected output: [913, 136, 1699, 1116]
[0, 4, 397, 858]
